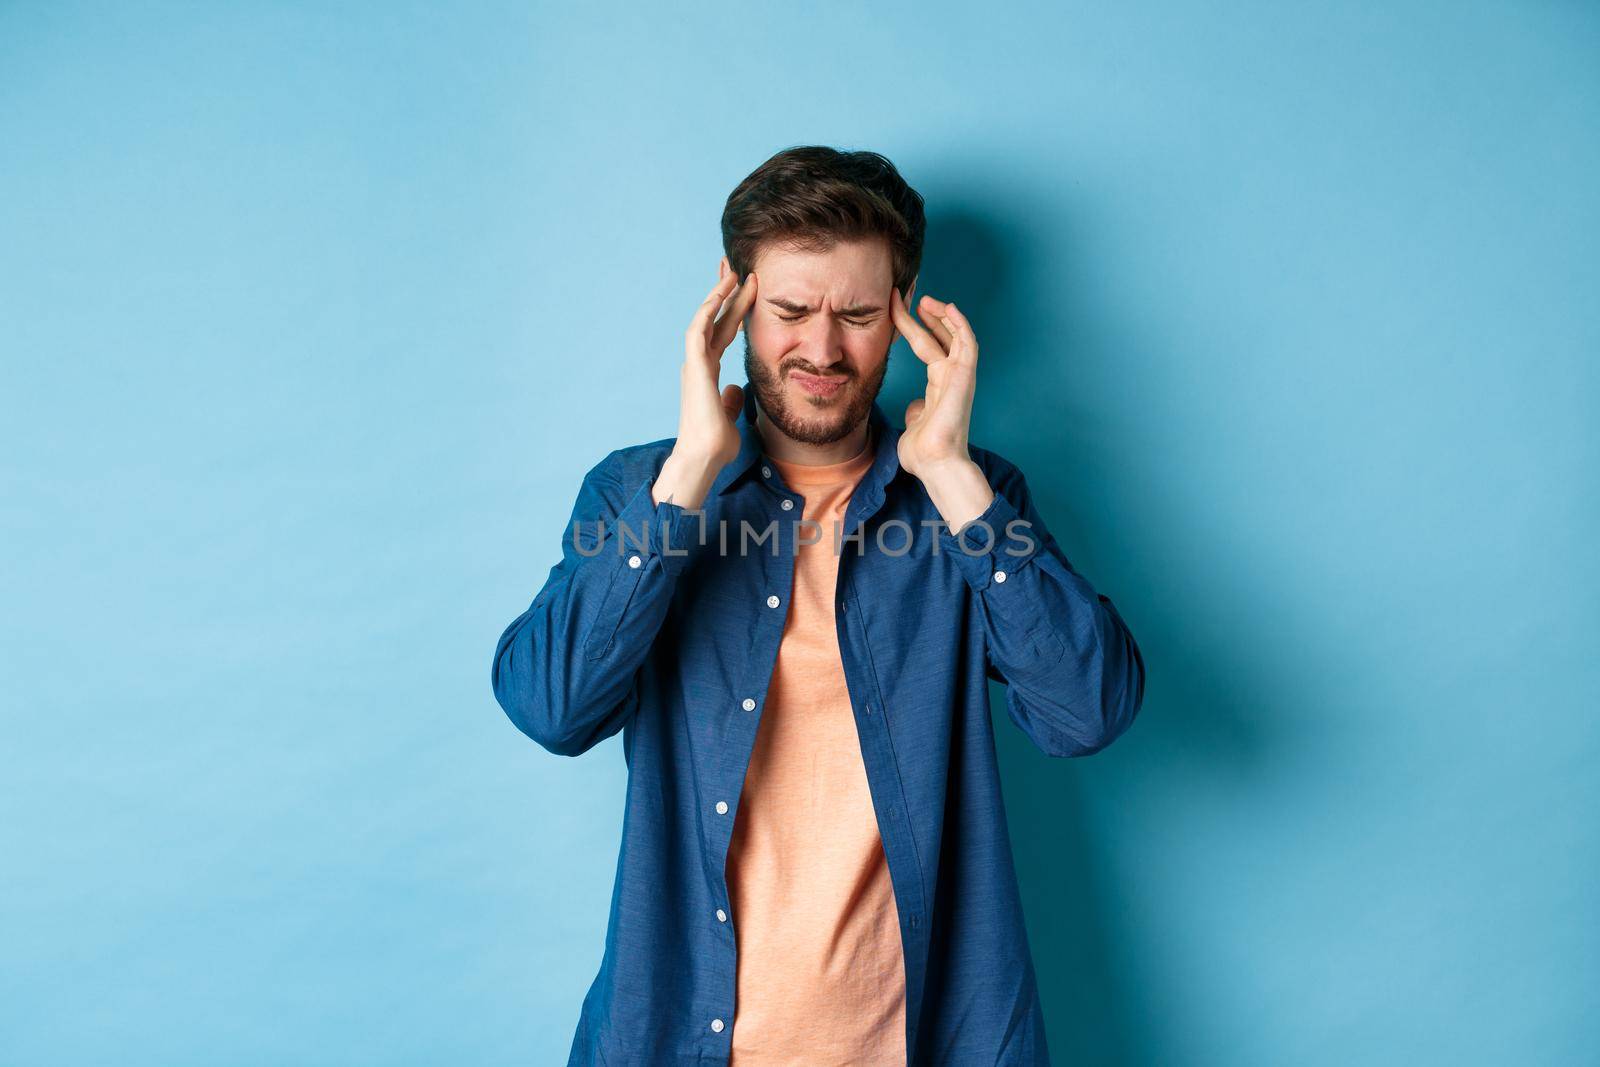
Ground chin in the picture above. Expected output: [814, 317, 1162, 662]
[778, 402, 855, 444]
[792, 390, 843, 410]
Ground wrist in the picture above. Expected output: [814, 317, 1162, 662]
[919, 458, 993, 533]
[652, 447, 724, 509]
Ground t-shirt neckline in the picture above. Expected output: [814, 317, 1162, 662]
[766, 428, 876, 487]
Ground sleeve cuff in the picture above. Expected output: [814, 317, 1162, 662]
[608, 475, 704, 578]
[936, 489, 1044, 592]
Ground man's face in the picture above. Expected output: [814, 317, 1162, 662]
[739, 238, 899, 447]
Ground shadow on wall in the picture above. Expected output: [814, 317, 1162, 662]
[898, 199, 1292, 1065]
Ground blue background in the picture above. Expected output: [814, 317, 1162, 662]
[3, 2, 1595, 1063]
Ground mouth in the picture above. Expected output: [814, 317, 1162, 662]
[789, 369, 849, 399]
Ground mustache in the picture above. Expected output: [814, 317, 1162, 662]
[784, 364, 853, 380]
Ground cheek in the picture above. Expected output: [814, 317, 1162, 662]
[846, 322, 894, 358]
[746, 318, 792, 350]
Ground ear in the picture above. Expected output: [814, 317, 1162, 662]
[720, 255, 731, 279]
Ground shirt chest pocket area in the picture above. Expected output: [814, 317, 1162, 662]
[674, 550, 782, 618]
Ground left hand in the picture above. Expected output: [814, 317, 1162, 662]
[890, 288, 995, 530]
[890, 288, 978, 477]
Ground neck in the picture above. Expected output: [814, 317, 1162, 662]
[755, 409, 872, 466]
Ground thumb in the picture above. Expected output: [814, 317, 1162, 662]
[904, 397, 926, 426]
[721, 382, 744, 422]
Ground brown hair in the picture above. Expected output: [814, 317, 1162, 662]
[721, 146, 926, 296]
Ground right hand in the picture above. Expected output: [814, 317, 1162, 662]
[652, 262, 760, 508]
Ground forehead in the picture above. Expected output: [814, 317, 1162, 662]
[749, 237, 894, 299]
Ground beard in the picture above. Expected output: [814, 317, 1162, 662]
[742, 334, 889, 447]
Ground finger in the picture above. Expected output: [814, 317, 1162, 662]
[710, 272, 757, 354]
[925, 366, 945, 412]
[889, 286, 950, 367]
[695, 273, 740, 331]
[688, 273, 742, 358]
[735, 274, 754, 333]
[904, 397, 926, 426]
[922, 341, 977, 425]
[721, 382, 744, 422]
[712, 273, 756, 349]
[916, 294, 954, 348]
[940, 301, 979, 365]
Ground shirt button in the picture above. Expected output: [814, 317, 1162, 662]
[761, 464, 772, 478]
[711, 1018, 725, 1033]
[716, 908, 727, 923]
[766, 594, 779, 608]
[780, 498, 794, 511]
[628, 554, 642, 569]
[993, 569, 1007, 583]
[741, 697, 756, 712]
[715, 800, 728, 814]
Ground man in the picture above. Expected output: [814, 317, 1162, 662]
[491, 146, 1145, 1065]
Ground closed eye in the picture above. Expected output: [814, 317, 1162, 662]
[779, 314, 875, 327]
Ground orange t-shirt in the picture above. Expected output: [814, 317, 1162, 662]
[723, 431, 907, 1065]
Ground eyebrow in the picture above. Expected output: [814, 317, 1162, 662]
[766, 297, 884, 317]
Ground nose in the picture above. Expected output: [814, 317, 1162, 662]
[795, 316, 846, 371]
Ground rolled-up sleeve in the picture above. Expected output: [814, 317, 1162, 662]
[491, 452, 702, 756]
[939, 465, 1145, 758]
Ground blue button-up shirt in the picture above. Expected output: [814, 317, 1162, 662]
[492, 385, 1145, 1064]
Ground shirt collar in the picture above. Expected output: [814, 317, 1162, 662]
[709, 381, 903, 504]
